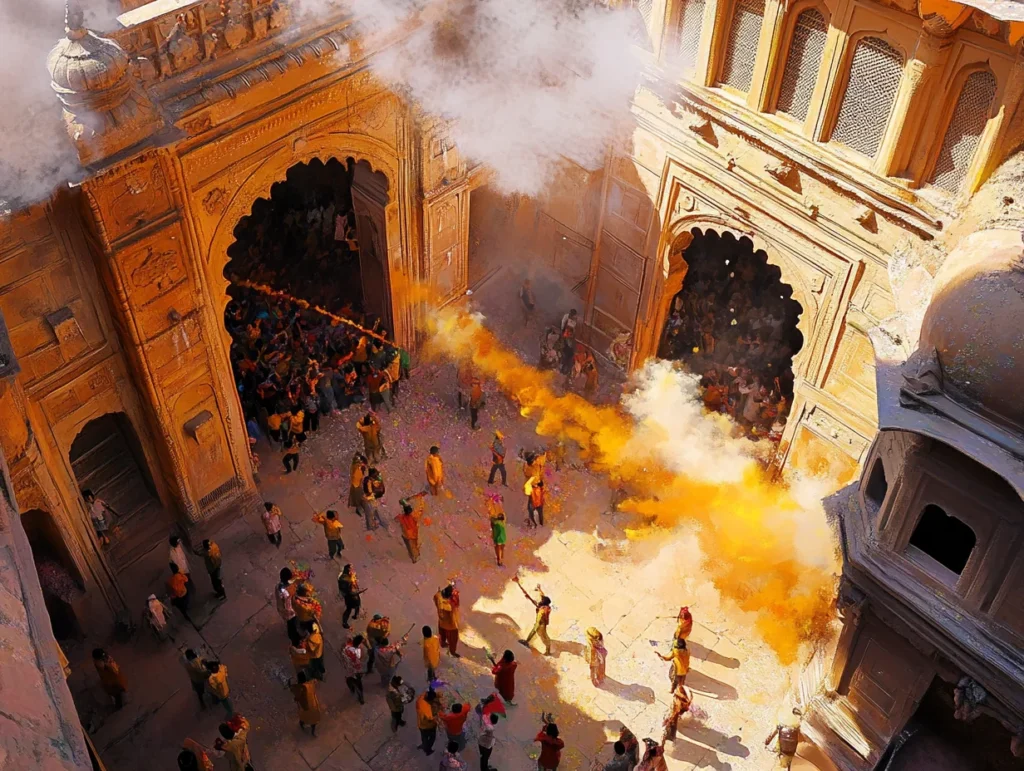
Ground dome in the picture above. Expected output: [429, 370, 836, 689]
[918, 228, 1024, 428]
[47, 13, 129, 99]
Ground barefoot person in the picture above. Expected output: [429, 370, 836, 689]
[514, 576, 553, 655]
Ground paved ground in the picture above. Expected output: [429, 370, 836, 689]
[66, 268, 799, 770]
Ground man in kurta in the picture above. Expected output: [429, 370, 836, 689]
[168, 563, 191, 620]
[339, 564, 363, 628]
[203, 539, 227, 600]
[348, 453, 367, 510]
[311, 510, 344, 559]
[290, 672, 321, 736]
[183, 648, 209, 709]
[387, 675, 414, 732]
[343, 634, 366, 704]
[416, 689, 440, 756]
[305, 620, 326, 682]
[214, 716, 253, 771]
[93, 648, 127, 709]
[426, 446, 445, 496]
[433, 581, 461, 657]
[490, 505, 507, 566]
[422, 625, 441, 683]
[365, 614, 390, 673]
[205, 661, 233, 717]
[357, 412, 383, 464]
[469, 378, 484, 430]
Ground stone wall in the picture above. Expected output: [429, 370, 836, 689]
[0, 454, 92, 770]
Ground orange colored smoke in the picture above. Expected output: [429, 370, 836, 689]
[427, 308, 837, 664]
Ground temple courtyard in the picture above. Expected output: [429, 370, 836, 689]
[64, 273, 813, 771]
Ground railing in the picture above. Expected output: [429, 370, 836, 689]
[111, 0, 345, 85]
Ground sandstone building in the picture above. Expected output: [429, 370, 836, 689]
[1, 0, 1023, 766]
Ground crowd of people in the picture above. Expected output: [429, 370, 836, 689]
[658, 234, 801, 441]
[226, 158, 365, 318]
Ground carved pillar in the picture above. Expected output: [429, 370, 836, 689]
[81, 150, 256, 529]
[875, 30, 951, 177]
[978, 46, 1024, 192]
[826, 578, 867, 693]
[417, 115, 471, 318]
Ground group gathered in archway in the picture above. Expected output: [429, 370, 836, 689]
[659, 229, 803, 442]
[223, 157, 407, 477]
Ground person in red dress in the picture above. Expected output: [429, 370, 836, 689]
[487, 649, 517, 705]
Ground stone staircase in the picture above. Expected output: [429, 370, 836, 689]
[71, 427, 169, 570]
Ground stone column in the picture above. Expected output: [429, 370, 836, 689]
[81, 150, 256, 529]
[874, 30, 951, 176]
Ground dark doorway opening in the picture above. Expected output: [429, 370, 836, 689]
[884, 677, 1018, 771]
[224, 157, 391, 327]
[909, 504, 975, 576]
[70, 413, 165, 569]
[22, 509, 83, 641]
[659, 228, 803, 441]
[866, 458, 889, 509]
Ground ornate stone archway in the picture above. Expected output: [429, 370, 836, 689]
[205, 131, 411, 346]
[638, 213, 818, 380]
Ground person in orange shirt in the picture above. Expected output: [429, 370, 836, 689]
[92, 648, 127, 709]
[525, 476, 545, 528]
[397, 497, 423, 563]
[311, 510, 344, 559]
[426, 446, 445, 496]
[422, 625, 441, 683]
[433, 580, 461, 657]
[440, 700, 470, 752]
[168, 562, 191, 620]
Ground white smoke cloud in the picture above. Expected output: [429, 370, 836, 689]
[345, 0, 643, 195]
[0, 0, 119, 207]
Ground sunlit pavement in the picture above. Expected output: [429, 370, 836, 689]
[66, 270, 796, 770]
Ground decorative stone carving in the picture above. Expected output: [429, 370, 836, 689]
[856, 207, 878, 233]
[672, 189, 695, 218]
[165, 14, 200, 70]
[765, 159, 797, 189]
[221, 0, 250, 50]
[688, 117, 715, 143]
[804, 406, 867, 457]
[47, 4, 162, 166]
[202, 187, 228, 215]
[46, 308, 87, 359]
[900, 346, 943, 399]
[953, 677, 987, 722]
[269, 1, 290, 30]
[184, 114, 213, 136]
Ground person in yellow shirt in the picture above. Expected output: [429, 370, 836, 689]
[426, 446, 444, 496]
[422, 625, 441, 683]
[290, 672, 321, 736]
[203, 539, 226, 600]
[415, 688, 439, 756]
[357, 413, 383, 464]
[305, 620, 326, 681]
[348, 452, 367, 509]
[204, 661, 233, 717]
[266, 411, 284, 446]
[311, 510, 344, 559]
[214, 716, 252, 771]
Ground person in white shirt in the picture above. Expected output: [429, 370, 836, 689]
[478, 709, 499, 771]
[169, 535, 191, 575]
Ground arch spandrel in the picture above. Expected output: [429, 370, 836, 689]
[660, 213, 819, 379]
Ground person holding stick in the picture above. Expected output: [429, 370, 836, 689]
[514, 576, 553, 655]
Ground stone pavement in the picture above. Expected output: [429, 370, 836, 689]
[66, 270, 796, 770]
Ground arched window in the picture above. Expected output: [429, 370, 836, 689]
[776, 8, 828, 122]
[929, 70, 998, 193]
[909, 504, 976, 576]
[865, 458, 888, 509]
[719, 0, 766, 94]
[677, 0, 707, 81]
[830, 37, 904, 159]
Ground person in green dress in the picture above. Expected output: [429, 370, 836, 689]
[490, 503, 507, 567]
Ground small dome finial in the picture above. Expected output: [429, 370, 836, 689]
[66, 1, 86, 37]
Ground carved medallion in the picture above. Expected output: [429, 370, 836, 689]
[202, 187, 228, 216]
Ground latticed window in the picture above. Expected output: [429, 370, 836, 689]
[719, 0, 765, 93]
[630, 0, 656, 49]
[677, 0, 706, 81]
[830, 37, 904, 158]
[776, 9, 828, 122]
[930, 70, 997, 192]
